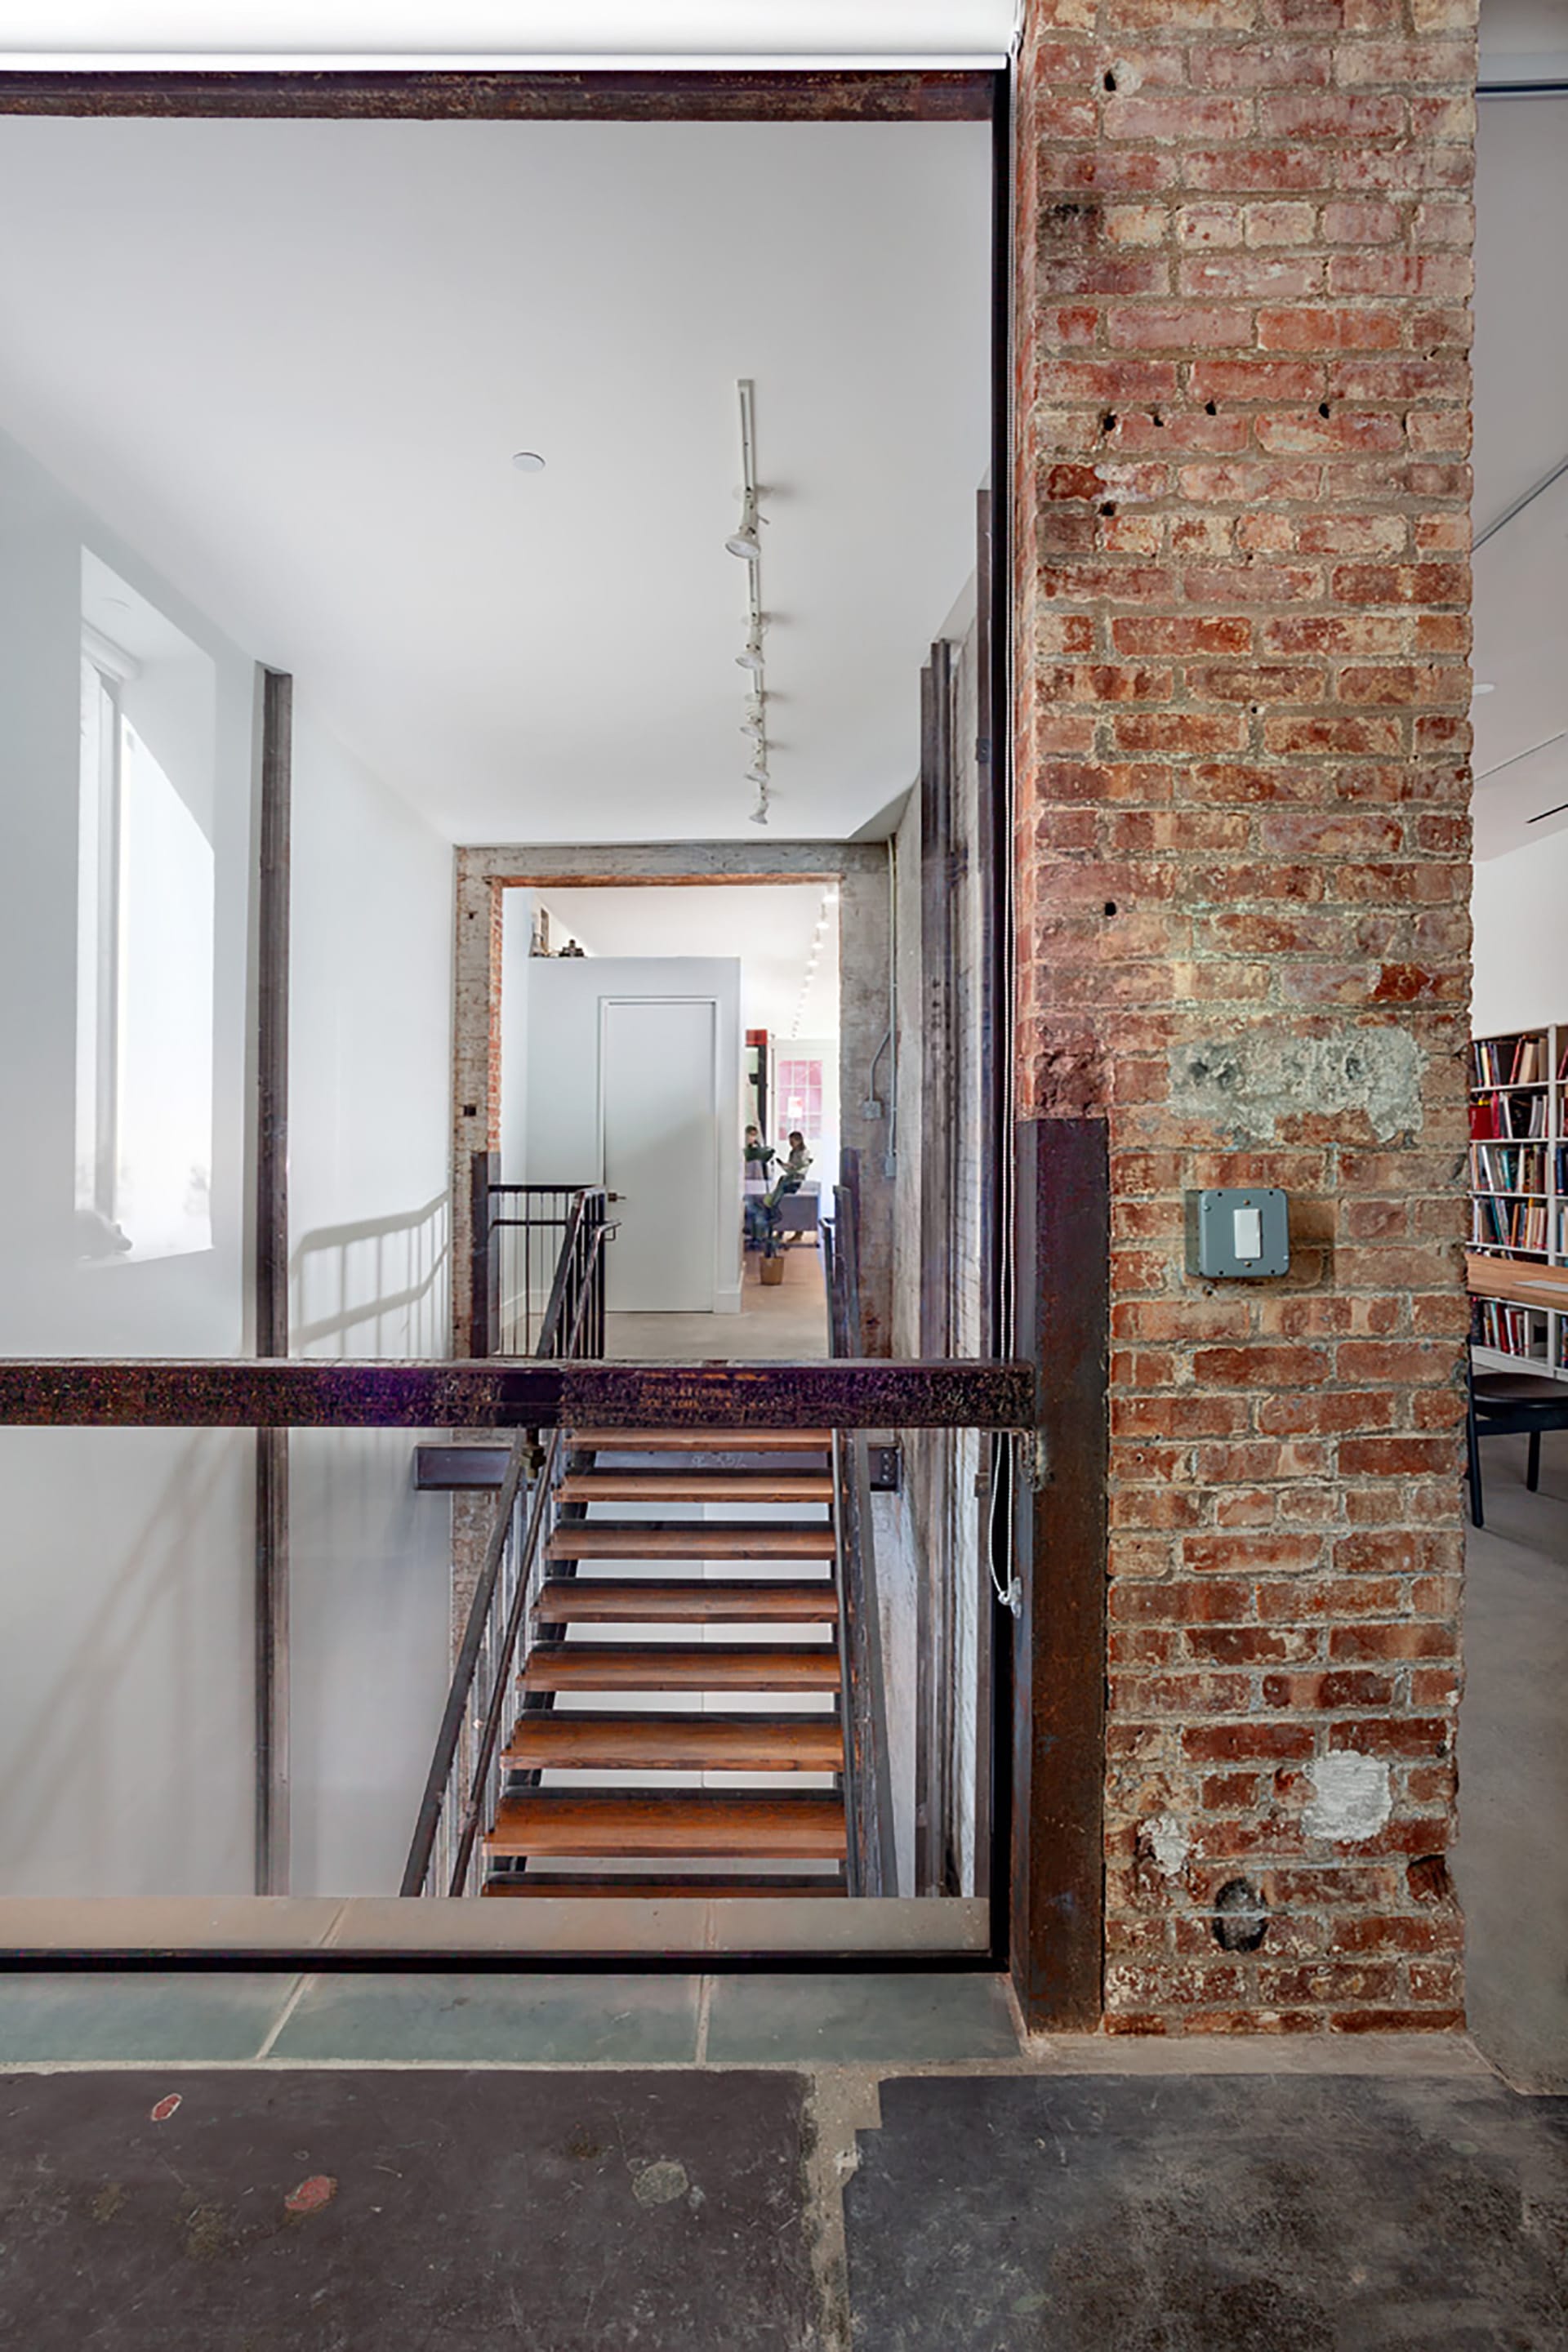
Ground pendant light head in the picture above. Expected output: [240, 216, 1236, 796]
[748, 799, 770, 827]
[736, 641, 765, 673]
[726, 522, 762, 562]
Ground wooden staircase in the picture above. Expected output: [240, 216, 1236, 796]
[482, 1428, 850, 1897]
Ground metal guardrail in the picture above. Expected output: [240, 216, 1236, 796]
[402, 1205, 609, 1898]
[470, 1156, 611, 1358]
[824, 1169, 898, 1897]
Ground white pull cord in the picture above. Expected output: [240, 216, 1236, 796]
[988, 1432, 1022, 1616]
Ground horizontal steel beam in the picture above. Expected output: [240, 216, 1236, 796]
[0, 1357, 1036, 1432]
[0, 69, 996, 121]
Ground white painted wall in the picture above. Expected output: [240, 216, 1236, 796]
[1472, 826, 1568, 1036]
[0, 2, 1018, 60]
[518, 956, 742, 1312]
[0, 425, 255, 1895]
[287, 710, 454, 1895]
[0, 425, 457, 1902]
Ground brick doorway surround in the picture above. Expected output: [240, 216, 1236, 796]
[1011, 0, 1475, 2032]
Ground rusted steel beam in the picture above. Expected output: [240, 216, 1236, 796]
[0, 70, 995, 122]
[0, 1358, 1036, 1432]
[1010, 1119, 1109, 2032]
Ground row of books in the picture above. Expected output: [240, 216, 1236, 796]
[1470, 1089, 1548, 1141]
[1471, 1143, 1548, 1195]
[1472, 1035, 1549, 1088]
[1472, 1299, 1549, 1359]
[1472, 1196, 1550, 1251]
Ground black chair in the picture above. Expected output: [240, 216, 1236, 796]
[1466, 1355, 1568, 1528]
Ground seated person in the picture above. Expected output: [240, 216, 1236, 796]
[764, 1132, 813, 1230]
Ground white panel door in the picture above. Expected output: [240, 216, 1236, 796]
[601, 998, 717, 1313]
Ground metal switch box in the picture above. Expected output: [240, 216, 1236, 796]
[1186, 1187, 1290, 1280]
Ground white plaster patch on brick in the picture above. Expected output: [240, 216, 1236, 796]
[1145, 1812, 1191, 1878]
[1303, 1753, 1393, 1844]
[1169, 1029, 1425, 1145]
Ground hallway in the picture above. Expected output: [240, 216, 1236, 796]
[605, 1237, 830, 1362]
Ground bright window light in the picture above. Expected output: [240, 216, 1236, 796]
[76, 555, 216, 1263]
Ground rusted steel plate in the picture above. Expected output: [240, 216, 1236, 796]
[1010, 1118, 1109, 2033]
[0, 70, 995, 121]
[0, 1358, 1035, 1432]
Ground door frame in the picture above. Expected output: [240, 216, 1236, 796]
[0, 60, 1111, 2029]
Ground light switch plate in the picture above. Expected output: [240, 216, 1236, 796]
[1185, 1187, 1290, 1280]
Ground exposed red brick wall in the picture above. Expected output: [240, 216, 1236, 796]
[1013, 0, 1475, 2030]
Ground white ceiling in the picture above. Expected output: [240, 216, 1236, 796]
[1478, 0, 1568, 77]
[533, 882, 841, 1040]
[0, 116, 991, 845]
[1471, 92, 1568, 858]
[0, 1, 1017, 65]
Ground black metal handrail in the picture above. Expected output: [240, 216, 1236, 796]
[399, 1426, 534, 1897]
[533, 1189, 610, 1361]
[832, 1428, 898, 1895]
[470, 1154, 611, 1357]
[824, 1167, 898, 1896]
[403, 1203, 608, 1898]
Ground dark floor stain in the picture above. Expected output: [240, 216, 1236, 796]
[844, 2075, 1568, 2352]
[0, 2069, 819, 2352]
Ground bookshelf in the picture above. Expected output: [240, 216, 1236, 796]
[1469, 1025, 1568, 1380]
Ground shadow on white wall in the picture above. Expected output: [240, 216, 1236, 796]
[291, 1192, 450, 1361]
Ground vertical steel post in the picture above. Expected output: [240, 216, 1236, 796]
[255, 666, 292, 1896]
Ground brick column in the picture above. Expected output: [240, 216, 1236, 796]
[1013, 1, 1475, 2031]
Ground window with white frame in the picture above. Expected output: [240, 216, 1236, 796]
[75, 559, 216, 1263]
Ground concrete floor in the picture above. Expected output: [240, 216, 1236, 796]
[1454, 1426, 1568, 2095]
[0, 2034, 1561, 2350]
[604, 1238, 829, 1361]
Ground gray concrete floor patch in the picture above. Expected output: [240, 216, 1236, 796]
[843, 2073, 1568, 2350]
[0, 2067, 821, 2351]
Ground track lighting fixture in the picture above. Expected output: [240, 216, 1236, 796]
[727, 379, 775, 822]
[726, 501, 762, 563]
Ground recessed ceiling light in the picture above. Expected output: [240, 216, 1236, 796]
[511, 452, 546, 473]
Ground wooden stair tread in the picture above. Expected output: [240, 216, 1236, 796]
[481, 1873, 847, 1897]
[559, 1471, 835, 1503]
[486, 1791, 848, 1859]
[521, 1644, 840, 1691]
[547, 1524, 835, 1561]
[503, 1710, 844, 1771]
[568, 1428, 833, 1452]
[535, 1579, 836, 1624]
